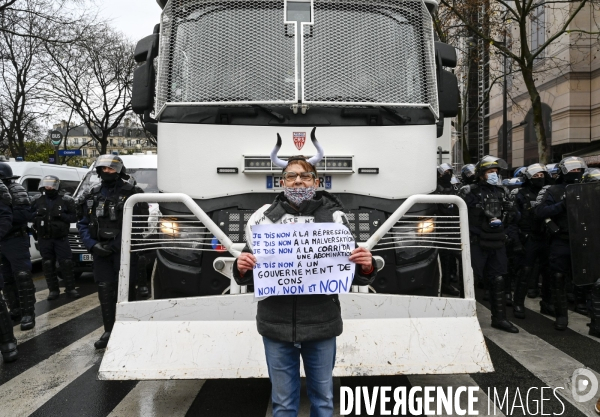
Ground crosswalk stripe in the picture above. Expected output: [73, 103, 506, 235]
[407, 374, 507, 417]
[523, 297, 599, 343]
[107, 380, 206, 417]
[477, 302, 600, 416]
[0, 327, 104, 417]
[35, 289, 49, 302]
[14, 293, 99, 343]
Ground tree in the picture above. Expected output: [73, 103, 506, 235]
[438, 0, 600, 163]
[46, 25, 135, 155]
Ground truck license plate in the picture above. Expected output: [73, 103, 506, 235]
[80, 254, 93, 262]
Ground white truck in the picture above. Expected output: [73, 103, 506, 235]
[98, 0, 491, 380]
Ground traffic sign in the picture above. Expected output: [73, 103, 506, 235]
[58, 149, 82, 156]
[50, 130, 63, 146]
[48, 157, 55, 164]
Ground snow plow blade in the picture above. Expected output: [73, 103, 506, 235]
[98, 193, 493, 380]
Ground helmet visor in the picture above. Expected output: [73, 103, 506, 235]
[524, 163, 548, 179]
[479, 155, 508, 172]
[583, 168, 600, 182]
[40, 176, 60, 190]
[559, 157, 587, 174]
[437, 163, 453, 175]
[95, 154, 124, 173]
[461, 164, 476, 178]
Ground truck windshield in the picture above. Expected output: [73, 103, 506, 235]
[156, 0, 437, 116]
[74, 168, 158, 199]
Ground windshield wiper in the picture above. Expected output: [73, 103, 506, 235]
[252, 105, 286, 122]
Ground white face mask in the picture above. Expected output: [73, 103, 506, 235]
[486, 172, 499, 185]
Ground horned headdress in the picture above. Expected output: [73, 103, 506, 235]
[270, 127, 325, 168]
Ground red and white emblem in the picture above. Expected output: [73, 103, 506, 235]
[293, 132, 306, 150]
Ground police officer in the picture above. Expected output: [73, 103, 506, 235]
[459, 155, 518, 333]
[461, 164, 477, 185]
[512, 163, 551, 319]
[77, 155, 148, 349]
[0, 180, 18, 362]
[434, 163, 460, 296]
[582, 168, 600, 338]
[0, 162, 35, 330]
[31, 176, 80, 300]
[535, 156, 587, 331]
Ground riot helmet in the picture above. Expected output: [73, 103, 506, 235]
[524, 163, 549, 189]
[39, 175, 60, 190]
[461, 164, 477, 184]
[450, 175, 461, 185]
[95, 154, 125, 175]
[582, 168, 600, 183]
[557, 156, 587, 184]
[513, 167, 526, 178]
[475, 155, 508, 177]
[0, 162, 19, 180]
[437, 163, 454, 176]
[545, 163, 559, 178]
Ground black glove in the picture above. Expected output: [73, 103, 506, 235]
[92, 243, 113, 257]
[36, 207, 48, 217]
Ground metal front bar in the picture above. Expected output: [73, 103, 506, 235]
[118, 193, 240, 303]
[363, 194, 474, 300]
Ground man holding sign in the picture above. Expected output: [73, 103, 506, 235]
[233, 128, 376, 417]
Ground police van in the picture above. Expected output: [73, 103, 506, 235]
[69, 153, 159, 276]
[4, 159, 88, 262]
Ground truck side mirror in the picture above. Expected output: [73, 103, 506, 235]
[438, 69, 459, 118]
[132, 62, 156, 114]
[434, 42, 457, 68]
[132, 29, 159, 115]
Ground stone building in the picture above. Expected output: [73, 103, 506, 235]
[487, 3, 600, 169]
[51, 118, 157, 166]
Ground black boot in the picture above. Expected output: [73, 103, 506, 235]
[2, 281, 20, 321]
[15, 271, 35, 331]
[440, 253, 459, 296]
[574, 285, 589, 316]
[42, 258, 60, 300]
[94, 282, 117, 349]
[490, 276, 519, 333]
[0, 295, 18, 363]
[59, 259, 80, 299]
[513, 267, 531, 319]
[552, 272, 568, 331]
[527, 263, 541, 298]
[135, 255, 150, 300]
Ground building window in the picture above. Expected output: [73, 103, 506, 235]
[127, 139, 132, 147]
[74, 138, 79, 145]
[531, 4, 545, 56]
[110, 139, 113, 146]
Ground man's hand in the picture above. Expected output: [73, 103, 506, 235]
[237, 252, 257, 276]
[92, 243, 113, 258]
[349, 247, 374, 272]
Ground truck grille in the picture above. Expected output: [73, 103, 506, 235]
[68, 233, 87, 253]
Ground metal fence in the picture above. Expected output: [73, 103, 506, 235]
[118, 193, 473, 302]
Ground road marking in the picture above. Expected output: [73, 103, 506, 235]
[408, 374, 506, 417]
[477, 302, 600, 416]
[14, 293, 99, 343]
[265, 377, 341, 417]
[523, 297, 600, 343]
[0, 327, 104, 417]
[35, 289, 49, 302]
[107, 380, 206, 417]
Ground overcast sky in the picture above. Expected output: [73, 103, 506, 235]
[97, 0, 162, 42]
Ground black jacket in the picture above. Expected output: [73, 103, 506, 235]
[31, 192, 77, 239]
[233, 191, 377, 343]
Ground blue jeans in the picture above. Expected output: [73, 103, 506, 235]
[263, 336, 336, 417]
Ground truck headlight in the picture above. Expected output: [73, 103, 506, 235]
[417, 218, 435, 234]
[160, 219, 180, 237]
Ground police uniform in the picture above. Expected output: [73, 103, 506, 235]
[434, 163, 460, 296]
[0, 162, 35, 331]
[0, 181, 18, 362]
[77, 155, 148, 349]
[535, 157, 587, 331]
[460, 156, 518, 333]
[31, 176, 79, 300]
[512, 164, 550, 319]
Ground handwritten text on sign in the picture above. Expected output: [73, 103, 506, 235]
[251, 223, 356, 297]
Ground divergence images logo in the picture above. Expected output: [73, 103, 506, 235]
[293, 132, 306, 150]
[572, 368, 599, 403]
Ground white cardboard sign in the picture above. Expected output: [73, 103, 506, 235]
[251, 223, 356, 297]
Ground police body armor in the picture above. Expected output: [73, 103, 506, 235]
[465, 184, 507, 250]
[4, 182, 30, 239]
[33, 195, 75, 239]
[435, 185, 459, 217]
[0, 183, 11, 208]
[517, 187, 545, 236]
[84, 182, 140, 241]
[545, 184, 569, 240]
